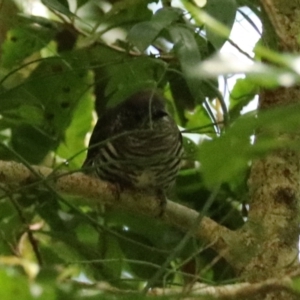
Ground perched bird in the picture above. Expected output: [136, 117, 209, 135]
[82, 90, 183, 195]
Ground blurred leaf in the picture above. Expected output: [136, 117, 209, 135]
[192, 52, 300, 88]
[102, 210, 197, 284]
[41, 0, 75, 18]
[98, 232, 127, 283]
[0, 269, 32, 300]
[291, 277, 300, 293]
[176, 168, 244, 229]
[182, 1, 231, 42]
[118, 230, 165, 281]
[199, 103, 300, 186]
[76, 223, 99, 246]
[76, 0, 90, 8]
[0, 198, 22, 254]
[16, 14, 59, 31]
[105, 210, 181, 250]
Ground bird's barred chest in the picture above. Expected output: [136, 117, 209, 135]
[94, 131, 182, 190]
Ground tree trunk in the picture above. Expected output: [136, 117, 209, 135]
[240, 0, 300, 295]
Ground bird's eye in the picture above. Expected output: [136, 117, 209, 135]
[152, 109, 168, 120]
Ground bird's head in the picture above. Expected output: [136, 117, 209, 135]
[118, 90, 170, 130]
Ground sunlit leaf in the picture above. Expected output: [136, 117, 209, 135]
[229, 77, 258, 119]
[1, 26, 55, 68]
[56, 71, 94, 168]
[184, 105, 212, 133]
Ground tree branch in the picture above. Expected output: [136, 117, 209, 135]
[0, 160, 237, 263]
[75, 269, 300, 299]
[150, 275, 297, 299]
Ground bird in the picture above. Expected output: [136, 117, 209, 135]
[82, 90, 183, 196]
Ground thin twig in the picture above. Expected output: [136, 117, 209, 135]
[8, 193, 43, 266]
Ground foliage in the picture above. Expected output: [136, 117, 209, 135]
[1, 0, 300, 298]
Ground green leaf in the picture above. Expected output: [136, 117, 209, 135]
[98, 233, 127, 282]
[10, 125, 56, 164]
[203, 0, 237, 49]
[182, 0, 231, 41]
[76, 223, 99, 246]
[128, 7, 183, 52]
[0, 104, 44, 127]
[184, 105, 213, 133]
[0, 269, 32, 300]
[41, 0, 75, 18]
[229, 77, 258, 119]
[56, 71, 94, 168]
[103, 0, 153, 32]
[1, 26, 55, 68]
[199, 129, 251, 187]
[168, 68, 201, 126]
[76, 0, 89, 8]
[169, 25, 203, 100]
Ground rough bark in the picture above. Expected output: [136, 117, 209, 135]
[241, 1, 300, 299]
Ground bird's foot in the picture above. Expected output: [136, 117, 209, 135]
[155, 189, 167, 217]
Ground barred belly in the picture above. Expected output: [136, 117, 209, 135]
[94, 130, 182, 191]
